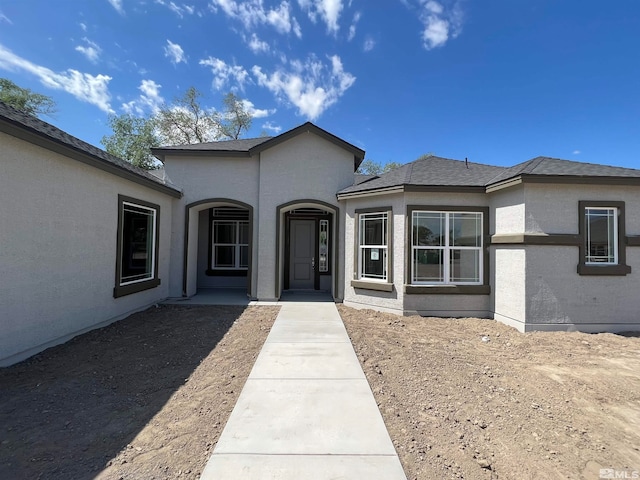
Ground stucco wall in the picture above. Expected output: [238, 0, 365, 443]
[162, 155, 260, 297]
[520, 183, 640, 331]
[257, 133, 355, 300]
[343, 191, 492, 317]
[0, 132, 174, 365]
[490, 185, 525, 235]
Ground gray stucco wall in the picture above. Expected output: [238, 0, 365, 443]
[342, 191, 492, 317]
[162, 155, 260, 298]
[257, 133, 354, 300]
[490, 183, 640, 332]
[0, 133, 174, 366]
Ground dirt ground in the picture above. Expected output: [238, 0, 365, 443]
[339, 305, 640, 480]
[1, 304, 639, 480]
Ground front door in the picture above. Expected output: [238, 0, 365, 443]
[289, 219, 315, 289]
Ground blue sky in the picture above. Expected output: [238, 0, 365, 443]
[1, 0, 639, 168]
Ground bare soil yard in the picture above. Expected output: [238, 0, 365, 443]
[1, 303, 639, 480]
[340, 305, 640, 480]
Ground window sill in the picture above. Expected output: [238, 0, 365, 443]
[577, 264, 631, 276]
[404, 284, 491, 295]
[114, 278, 161, 298]
[206, 269, 248, 277]
[351, 280, 394, 292]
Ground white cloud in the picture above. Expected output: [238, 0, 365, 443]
[122, 79, 164, 115]
[262, 121, 282, 134]
[252, 54, 355, 120]
[155, 0, 196, 17]
[79, 22, 87, 31]
[363, 36, 375, 52]
[0, 43, 113, 113]
[241, 99, 275, 118]
[348, 11, 360, 41]
[75, 38, 102, 64]
[419, 0, 463, 50]
[246, 33, 270, 54]
[107, 0, 124, 14]
[209, 0, 301, 37]
[200, 56, 249, 91]
[0, 11, 13, 24]
[297, 0, 344, 35]
[164, 40, 186, 64]
[573, 150, 581, 155]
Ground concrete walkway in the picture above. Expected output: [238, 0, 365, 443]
[200, 301, 407, 480]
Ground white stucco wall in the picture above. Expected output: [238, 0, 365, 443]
[490, 185, 525, 235]
[0, 133, 174, 365]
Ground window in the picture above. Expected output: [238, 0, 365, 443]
[411, 211, 483, 285]
[578, 201, 630, 275]
[585, 207, 617, 264]
[114, 196, 160, 298]
[319, 219, 329, 273]
[212, 220, 249, 270]
[358, 212, 388, 281]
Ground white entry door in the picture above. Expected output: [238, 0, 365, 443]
[289, 219, 315, 289]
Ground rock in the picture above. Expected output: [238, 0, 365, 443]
[477, 458, 491, 470]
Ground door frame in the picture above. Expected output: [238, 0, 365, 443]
[284, 214, 330, 290]
[275, 199, 339, 299]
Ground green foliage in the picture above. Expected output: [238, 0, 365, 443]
[356, 159, 403, 175]
[101, 114, 160, 170]
[0, 78, 56, 117]
[102, 87, 255, 169]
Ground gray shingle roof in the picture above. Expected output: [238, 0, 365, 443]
[488, 156, 640, 184]
[0, 101, 181, 197]
[339, 156, 506, 195]
[157, 136, 273, 151]
[339, 154, 640, 197]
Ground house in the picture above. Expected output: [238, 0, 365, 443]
[2, 99, 640, 365]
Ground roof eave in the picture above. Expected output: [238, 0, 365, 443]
[1, 117, 183, 199]
[337, 184, 487, 200]
[486, 174, 640, 192]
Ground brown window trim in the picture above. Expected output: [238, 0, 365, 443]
[406, 205, 490, 291]
[114, 195, 161, 298]
[354, 206, 393, 285]
[578, 201, 631, 276]
[351, 280, 394, 292]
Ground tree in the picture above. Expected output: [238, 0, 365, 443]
[101, 114, 160, 169]
[356, 159, 403, 175]
[0, 78, 56, 117]
[102, 86, 255, 169]
[220, 92, 252, 140]
[155, 87, 222, 145]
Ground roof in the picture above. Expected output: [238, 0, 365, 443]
[338, 154, 640, 198]
[152, 121, 366, 170]
[0, 101, 182, 198]
[488, 156, 640, 186]
[338, 155, 505, 196]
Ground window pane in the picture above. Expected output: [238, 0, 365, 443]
[239, 222, 249, 244]
[586, 208, 616, 263]
[361, 247, 386, 279]
[214, 246, 235, 267]
[121, 207, 154, 283]
[361, 216, 385, 246]
[214, 222, 235, 244]
[450, 249, 480, 283]
[413, 212, 444, 246]
[413, 249, 443, 282]
[451, 213, 482, 247]
[239, 245, 249, 268]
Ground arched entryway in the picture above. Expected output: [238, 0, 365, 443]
[275, 199, 340, 300]
[183, 198, 254, 299]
